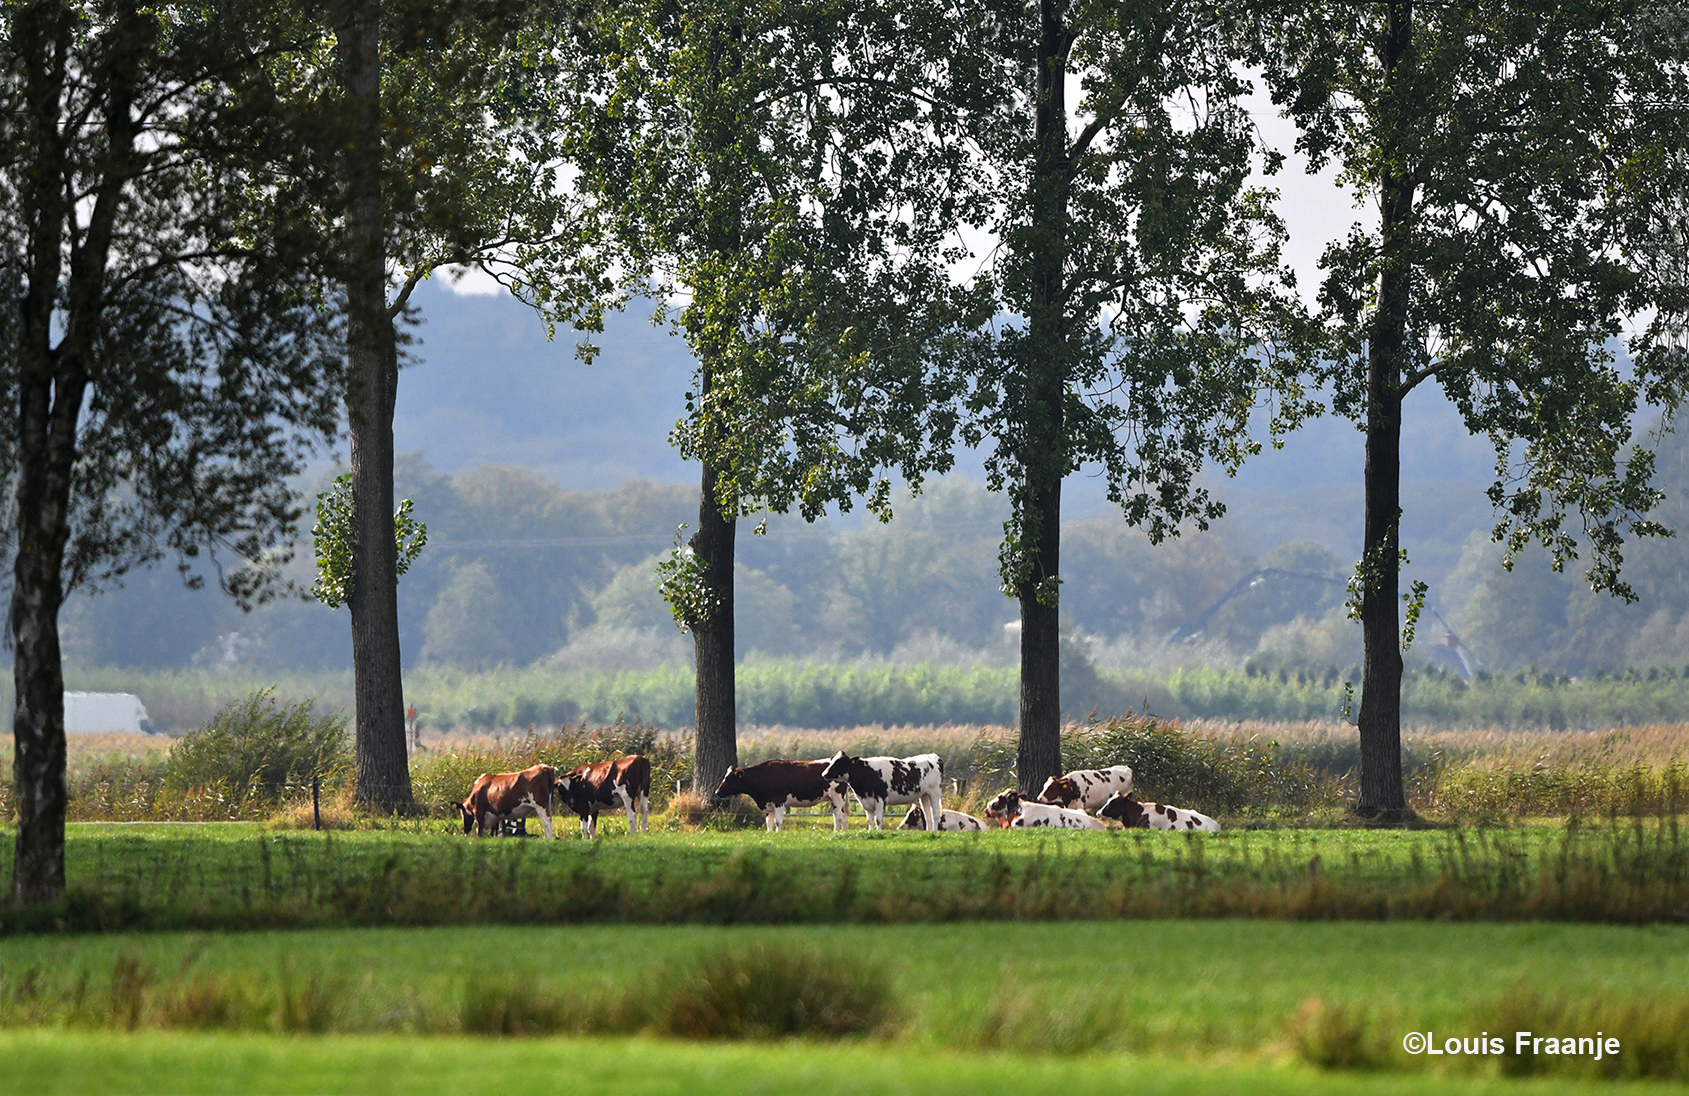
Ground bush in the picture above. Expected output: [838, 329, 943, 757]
[166, 689, 348, 812]
[656, 942, 894, 1040]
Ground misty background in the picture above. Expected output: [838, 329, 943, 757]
[56, 280, 1689, 684]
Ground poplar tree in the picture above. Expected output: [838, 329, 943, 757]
[957, 0, 1309, 790]
[322, 0, 607, 811]
[561, 0, 987, 794]
[0, 0, 344, 899]
[1260, 0, 1689, 817]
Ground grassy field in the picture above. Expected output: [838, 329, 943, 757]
[6, 1031, 1672, 1096]
[1, 818, 1686, 932]
[3, 921, 1688, 1085]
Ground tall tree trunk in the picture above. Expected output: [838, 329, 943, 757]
[1014, 0, 1071, 793]
[1356, 0, 1414, 818]
[10, 3, 107, 902]
[338, 0, 412, 813]
[1015, 474, 1063, 792]
[690, 458, 737, 796]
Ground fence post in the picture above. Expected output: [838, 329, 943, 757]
[312, 775, 321, 832]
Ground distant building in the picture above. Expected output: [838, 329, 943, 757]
[64, 692, 156, 735]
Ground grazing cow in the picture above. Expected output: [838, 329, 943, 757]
[820, 751, 944, 830]
[1036, 765, 1134, 810]
[556, 754, 652, 838]
[459, 764, 559, 839]
[897, 804, 988, 831]
[1097, 792, 1220, 832]
[714, 759, 850, 831]
[984, 788, 1107, 830]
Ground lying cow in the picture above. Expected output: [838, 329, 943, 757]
[1036, 765, 1134, 810]
[556, 754, 651, 838]
[897, 804, 988, 831]
[715, 759, 849, 831]
[820, 750, 944, 830]
[1097, 792, 1220, 832]
[984, 788, 1106, 830]
[459, 764, 559, 839]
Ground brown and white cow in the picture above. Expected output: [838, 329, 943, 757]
[556, 754, 651, 838]
[984, 788, 1107, 830]
[1097, 791, 1220, 832]
[459, 764, 559, 839]
[1036, 765, 1134, 810]
[714, 759, 850, 831]
[897, 804, 988, 831]
[820, 751, 943, 830]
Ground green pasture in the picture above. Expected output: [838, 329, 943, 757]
[6, 1031, 1672, 1096]
[3, 920, 1687, 1050]
[1, 818, 1686, 931]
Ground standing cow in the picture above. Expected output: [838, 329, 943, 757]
[714, 759, 850, 831]
[1035, 765, 1134, 810]
[984, 788, 1106, 830]
[556, 754, 651, 838]
[459, 764, 559, 838]
[1097, 792, 1220, 832]
[820, 751, 943, 830]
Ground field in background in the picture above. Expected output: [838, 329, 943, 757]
[46, 661, 1689, 734]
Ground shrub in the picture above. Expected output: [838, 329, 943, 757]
[166, 690, 349, 812]
[1289, 997, 1391, 1070]
[656, 942, 894, 1040]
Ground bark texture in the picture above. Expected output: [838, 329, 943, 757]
[1013, 0, 1071, 794]
[690, 460, 738, 796]
[338, 0, 413, 813]
[1356, 0, 1415, 818]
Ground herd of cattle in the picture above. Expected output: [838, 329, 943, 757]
[457, 750, 1221, 838]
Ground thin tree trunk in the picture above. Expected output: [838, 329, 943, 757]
[10, 3, 121, 901]
[690, 459, 737, 797]
[1014, 0, 1071, 793]
[338, 0, 412, 813]
[1356, 0, 1414, 818]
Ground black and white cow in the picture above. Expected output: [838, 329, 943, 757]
[715, 759, 850, 831]
[1097, 792, 1220, 832]
[897, 804, 988, 831]
[820, 751, 943, 830]
[984, 788, 1107, 830]
[1036, 765, 1134, 810]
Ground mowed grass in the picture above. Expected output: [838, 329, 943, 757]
[6, 817, 1687, 932]
[6, 1030, 1680, 1096]
[3, 920, 1688, 1051]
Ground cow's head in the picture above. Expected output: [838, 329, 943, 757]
[457, 800, 476, 834]
[983, 788, 1021, 826]
[820, 750, 855, 782]
[1037, 776, 1081, 807]
[897, 804, 927, 830]
[1097, 792, 1146, 827]
[714, 765, 747, 799]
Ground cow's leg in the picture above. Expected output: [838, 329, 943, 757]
[579, 813, 591, 839]
[831, 795, 847, 831]
[922, 790, 941, 831]
[865, 799, 882, 830]
[537, 807, 554, 840]
[639, 793, 650, 833]
[770, 804, 786, 831]
[618, 787, 637, 832]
